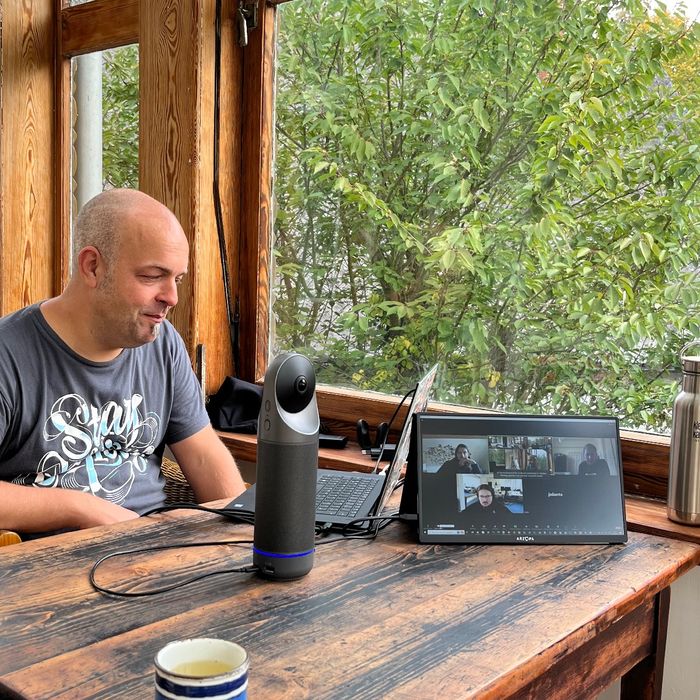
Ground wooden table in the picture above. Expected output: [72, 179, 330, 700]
[1, 504, 699, 700]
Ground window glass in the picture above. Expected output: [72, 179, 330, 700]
[271, 0, 700, 433]
[70, 44, 139, 228]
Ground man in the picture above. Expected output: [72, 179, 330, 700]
[437, 443, 481, 511]
[466, 483, 513, 524]
[438, 443, 482, 477]
[0, 189, 246, 537]
[577, 443, 610, 477]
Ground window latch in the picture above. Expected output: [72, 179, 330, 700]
[237, 1, 259, 48]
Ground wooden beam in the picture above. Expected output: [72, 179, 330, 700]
[140, 0, 201, 357]
[239, 1, 275, 382]
[140, 0, 242, 393]
[56, 0, 72, 293]
[205, 0, 245, 391]
[0, 0, 57, 314]
[61, 0, 139, 57]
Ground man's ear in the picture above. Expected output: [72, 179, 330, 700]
[76, 246, 102, 288]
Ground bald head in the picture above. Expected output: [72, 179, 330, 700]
[72, 189, 184, 275]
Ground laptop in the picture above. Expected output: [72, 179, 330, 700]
[226, 364, 438, 528]
[409, 413, 627, 544]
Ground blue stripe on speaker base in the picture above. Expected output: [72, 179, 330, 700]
[252, 547, 314, 559]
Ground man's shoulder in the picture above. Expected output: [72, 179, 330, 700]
[0, 304, 42, 347]
[0, 303, 40, 327]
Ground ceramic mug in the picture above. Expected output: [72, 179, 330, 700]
[154, 637, 248, 699]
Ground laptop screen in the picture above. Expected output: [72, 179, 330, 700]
[415, 413, 627, 544]
[370, 364, 439, 517]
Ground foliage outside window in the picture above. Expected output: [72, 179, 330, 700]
[72, 45, 139, 202]
[271, 0, 700, 433]
[102, 45, 139, 190]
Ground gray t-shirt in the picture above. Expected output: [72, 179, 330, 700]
[0, 303, 210, 516]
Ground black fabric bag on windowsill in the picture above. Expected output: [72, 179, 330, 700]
[207, 376, 263, 434]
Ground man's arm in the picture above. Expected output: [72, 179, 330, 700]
[0, 481, 139, 533]
[169, 424, 246, 503]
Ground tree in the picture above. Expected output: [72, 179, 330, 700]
[102, 45, 139, 189]
[273, 0, 700, 431]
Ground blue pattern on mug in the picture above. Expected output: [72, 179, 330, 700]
[154, 638, 248, 700]
[154, 673, 247, 699]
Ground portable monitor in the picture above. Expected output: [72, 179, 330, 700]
[414, 413, 627, 544]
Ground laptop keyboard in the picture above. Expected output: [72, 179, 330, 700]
[316, 474, 377, 518]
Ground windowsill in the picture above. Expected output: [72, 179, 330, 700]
[626, 495, 700, 546]
[227, 381, 672, 445]
[216, 430, 380, 472]
[315, 383, 672, 447]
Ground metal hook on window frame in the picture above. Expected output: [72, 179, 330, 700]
[237, 1, 259, 48]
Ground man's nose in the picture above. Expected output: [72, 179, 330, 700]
[157, 278, 179, 307]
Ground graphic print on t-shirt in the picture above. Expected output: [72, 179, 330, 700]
[13, 392, 161, 504]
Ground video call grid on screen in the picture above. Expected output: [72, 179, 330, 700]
[415, 414, 627, 544]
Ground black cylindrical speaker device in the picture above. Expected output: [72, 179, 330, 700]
[253, 353, 319, 579]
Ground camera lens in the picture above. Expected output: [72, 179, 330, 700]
[276, 354, 316, 413]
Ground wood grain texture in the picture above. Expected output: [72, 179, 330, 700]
[626, 495, 700, 545]
[240, 2, 275, 382]
[191, 0, 237, 395]
[140, 0, 199, 356]
[60, 0, 138, 57]
[620, 587, 670, 700]
[0, 506, 698, 699]
[54, 40, 71, 294]
[201, 0, 244, 393]
[0, 0, 56, 315]
[140, 0, 243, 392]
[621, 433, 670, 501]
[216, 430, 381, 471]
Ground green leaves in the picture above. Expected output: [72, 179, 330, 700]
[102, 46, 139, 189]
[272, 0, 700, 432]
[472, 99, 491, 132]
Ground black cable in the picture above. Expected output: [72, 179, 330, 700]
[89, 540, 257, 598]
[316, 513, 401, 544]
[92, 505, 404, 597]
[372, 388, 416, 473]
[140, 502, 255, 525]
[343, 512, 400, 535]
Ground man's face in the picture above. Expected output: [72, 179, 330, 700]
[478, 489, 493, 507]
[584, 447, 597, 463]
[456, 446, 469, 464]
[93, 211, 189, 351]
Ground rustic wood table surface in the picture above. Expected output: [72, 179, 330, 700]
[1, 499, 699, 700]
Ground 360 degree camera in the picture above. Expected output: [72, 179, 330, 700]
[253, 353, 319, 580]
